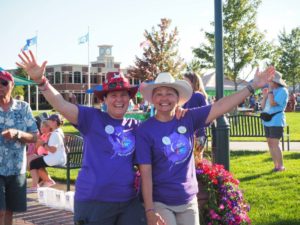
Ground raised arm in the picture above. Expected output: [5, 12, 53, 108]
[16, 50, 78, 125]
[206, 66, 275, 123]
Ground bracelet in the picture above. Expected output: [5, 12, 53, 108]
[42, 142, 47, 147]
[268, 91, 273, 94]
[145, 208, 155, 214]
[246, 84, 255, 95]
[39, 78, 49, 92]
[37, 76, 47, 86]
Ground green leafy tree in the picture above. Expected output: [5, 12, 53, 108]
[128, 18, 186, 81]
[277, 27, 300, 93]
[12, 67, 27, 98]
[193, 0, 272, 90]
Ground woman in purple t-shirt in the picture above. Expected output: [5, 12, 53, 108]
[183, 72, 208, 163]
[17, 51, 146, 225]
[136, 69, 275, 225]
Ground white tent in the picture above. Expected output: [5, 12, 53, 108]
[202, 71, 248, 91]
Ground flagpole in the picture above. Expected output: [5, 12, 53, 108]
[87, 26, 91, 106]
[35, 30, 39, 111]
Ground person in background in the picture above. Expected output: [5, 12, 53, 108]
[286, 92, 296, 112]
[26, 120, 52, 166]
[261, 71, 288, 172]
[17, 51, 147, 225]
[27, 120, 53, 189]
[136, 68, 274, 225]
[27, 114, 66, 192]
[0, 70, 38, 225]
[183, 72, 208, 163]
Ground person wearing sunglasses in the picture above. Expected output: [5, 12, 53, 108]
[17, 51, 147, 225]
[0, 70, 38, 225]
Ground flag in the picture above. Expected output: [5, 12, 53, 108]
[78, 33, 89, 44]
[22, 36, 37, 51]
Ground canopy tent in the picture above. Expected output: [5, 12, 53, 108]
[13, 75, 36, 86]
[202, 71, 248, 91]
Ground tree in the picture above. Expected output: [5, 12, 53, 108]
[12, 67, 26, 98]
[128, 18, 186, 81]
[277, 27, 300, 93]
[193, 0, 272, 90]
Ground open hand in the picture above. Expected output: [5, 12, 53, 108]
[252, 66, 275, 89]
[16, 50, 47, 83]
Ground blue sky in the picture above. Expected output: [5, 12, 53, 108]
[1, 0, 300, 70]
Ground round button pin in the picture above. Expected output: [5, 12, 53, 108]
[105, 125, 114, 134]
[162, 136, 171, 145]
[178, 126, 187, 134]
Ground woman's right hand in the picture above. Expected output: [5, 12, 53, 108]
[262, 88, 269, 98]
[16, 50, 47, 83]
[146, 211, 166, 225]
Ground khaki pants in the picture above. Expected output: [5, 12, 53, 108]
[154, 197, 199, 225]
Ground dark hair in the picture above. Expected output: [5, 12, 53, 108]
[47, 114, 64, 127]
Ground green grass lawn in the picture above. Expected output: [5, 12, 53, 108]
[231, 151, 300, 225]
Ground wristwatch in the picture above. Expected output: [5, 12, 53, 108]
[14, 130, 21, 140]
[42, 142, 47, 147]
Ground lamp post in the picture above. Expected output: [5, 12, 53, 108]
[214, 0, 230, 170]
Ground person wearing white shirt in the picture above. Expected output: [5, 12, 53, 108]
[28, 114, 66, 192]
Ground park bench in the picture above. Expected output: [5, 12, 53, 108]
[207, 114, 290, 151]
[53, 134, 84, 191]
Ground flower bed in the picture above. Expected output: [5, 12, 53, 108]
[196, 160, 251, 225]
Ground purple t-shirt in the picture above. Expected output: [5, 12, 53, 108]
[183, 92, 208, 137]
[75, 105, 139, 202]
[135, 105, 211, 206]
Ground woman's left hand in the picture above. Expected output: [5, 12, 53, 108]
[175, 106, 188, 119]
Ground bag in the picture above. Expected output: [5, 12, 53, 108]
[260, 111, 282, 122]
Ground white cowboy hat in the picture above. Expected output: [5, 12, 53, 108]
[139, 72, 193, 105]
[273, 71, 287, 87]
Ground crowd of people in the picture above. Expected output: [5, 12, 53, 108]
[0, 49, 293, 225]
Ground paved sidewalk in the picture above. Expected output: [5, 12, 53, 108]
[229, 141, 300, 151]
[13, 181, 75, 225]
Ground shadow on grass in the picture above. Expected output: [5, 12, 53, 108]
[238, 170, 274, 182]
[230, 150, 266, 157]
[284, 152, 300, 160]
[262, 151, 300, 163]
[261, 220, 300, 225]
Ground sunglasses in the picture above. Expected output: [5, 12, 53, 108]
[108, 81, 125, 89]
[0, 80, 9, 87]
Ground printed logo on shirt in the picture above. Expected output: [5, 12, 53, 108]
[107, 125, 135, 157]
[162, 130, 192, 167]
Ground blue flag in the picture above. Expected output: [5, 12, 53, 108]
[78, 33, 89, 44]
[23, 36, 37, 51]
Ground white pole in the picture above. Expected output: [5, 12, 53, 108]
[87, 26, 91, 106]
[35, 31, 39, 111]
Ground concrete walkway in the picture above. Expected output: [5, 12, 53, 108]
[229, 141, 300, 151]
[13, 181, 75, 225]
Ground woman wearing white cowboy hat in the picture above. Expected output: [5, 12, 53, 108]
[17, 51, 147, 225]
[261, 71, 288, 172]
[136, 68, 275, 225]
